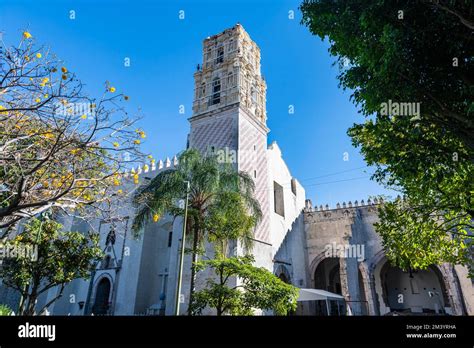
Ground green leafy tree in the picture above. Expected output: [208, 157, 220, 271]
[132, 149, 261, 313]
[0, 217, 103, 315]
[300, 0, 473, 154]
[300, 0, 474, 273]
[206, 191, 258, 258]
[190, 255, 299, 316]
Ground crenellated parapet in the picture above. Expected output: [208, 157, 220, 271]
[303, 197, 385, 222]
[122, 154, 179, 180]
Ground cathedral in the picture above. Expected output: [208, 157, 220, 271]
[2, 24, 473, 316]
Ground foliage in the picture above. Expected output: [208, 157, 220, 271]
[189, 255, 299, 316]
[377, 197, 473, 277]
[206, 191, 258, 258]
[0, 30, 144, 234]
[300, 0, 474, 273]
[300, 0, 473, 154]
[132, 148, 262, 312]
[0, 304, 13, 316]
[0, 217, 103, 315]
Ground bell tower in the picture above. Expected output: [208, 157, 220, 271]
[189, 24, 271, 247]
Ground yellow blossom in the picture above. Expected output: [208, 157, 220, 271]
[134, 139, 141, 145]
[143, 164, 149, 171]
[81, 114, 87, 119]
[147, 155, 153, 159]
[36, 53, 42, 59]
[61, 67, 67, 73]
[117, 189, 123, 194]
[139, 131, 146, 139]
[23, 31, 32, 39]
[25, 56, 30, 62]
[113, 179, 120, 186]
[109, 87, 116, 93]
[35, 98, 41, 103]
[113, 142, 120, 148]
[153, 214, 160, 222]
[44, 94, 49, 99]
[42, 77, 49, 83]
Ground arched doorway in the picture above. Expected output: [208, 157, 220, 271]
[278, 273, 289, 283]
[314, 258, 341, 294]
[379, 262, 449, 315]
[313, 258, 342, 316]
[92, 278, 111, 315]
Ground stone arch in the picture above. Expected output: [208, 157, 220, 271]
[371, 253, 456, 315]
[309, 251, 328, 288]
[275, 264, 291, 284]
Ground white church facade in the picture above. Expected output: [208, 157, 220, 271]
[2, 24, 473, 316]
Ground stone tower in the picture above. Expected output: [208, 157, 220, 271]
[189, 24, 271, 247]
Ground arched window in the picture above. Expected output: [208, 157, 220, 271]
[211, 78, 221, 105]
[227, 72, 234, 88]
[216, 46, 224, 64]
[101, 255, 112, 269]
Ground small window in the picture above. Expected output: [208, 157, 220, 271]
[216, 46, 224, 64]
[211, 78, 221, 105]
[291, 178, 297, 196]
[273, 181, 285, 217]
[227, 72, 233, 87]
[254, 170, 257, 178]
[253, 144, 256, 151]
[102, 255, 112, 269]
[200, 82, 206, 98]
[168, 231, 172, 247]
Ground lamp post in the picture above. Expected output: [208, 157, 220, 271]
[175, 180, 190, 316]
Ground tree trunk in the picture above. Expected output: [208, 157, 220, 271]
[187, 224, 200, 315]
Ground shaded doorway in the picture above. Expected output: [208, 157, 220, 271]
[92, 278, 111, 315]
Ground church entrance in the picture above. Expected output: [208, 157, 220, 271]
[313, 258, 342, 315]
[314, 258, 342, 294]
[92, 278, 111, 315]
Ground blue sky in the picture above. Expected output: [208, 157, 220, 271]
[0, 0, 394, 207]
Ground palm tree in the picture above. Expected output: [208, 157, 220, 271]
[132, 148, 261, 314]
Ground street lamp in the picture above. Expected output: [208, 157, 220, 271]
[174, 180, 190, 315]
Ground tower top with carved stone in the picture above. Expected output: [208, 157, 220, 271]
[192, 24, 267, 126]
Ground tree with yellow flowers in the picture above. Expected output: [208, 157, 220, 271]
[0, 31, 145, 236]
